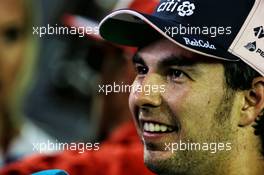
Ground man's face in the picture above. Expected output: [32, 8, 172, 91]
[0, 0, 26, 101]
[129, 39, 238, 174]
[0, 0, 26, 150]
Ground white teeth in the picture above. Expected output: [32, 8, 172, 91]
[143, 122, 173, 133]
[149, 123, 155, 132]
[144, 123, 149, 131]
[160, 125, 167, 132]
[154, 124, 160, 132]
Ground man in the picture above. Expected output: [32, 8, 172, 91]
[98, 0, 264, 174]
[1, 0, 263, 175]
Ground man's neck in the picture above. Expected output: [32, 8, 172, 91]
[225, 127, 264, 175]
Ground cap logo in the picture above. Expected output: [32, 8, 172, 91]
[183, 37, 216, 50]
[157, 0, 195, 17]
[254, 26, 264, 39]
[256, 48, 264, 58]
[244, 41, 257, 52]
[244, 41, 264, 58]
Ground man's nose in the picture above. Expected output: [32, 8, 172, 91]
[133, 73, 163, 108]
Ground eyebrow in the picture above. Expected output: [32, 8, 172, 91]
[132, 52, 196, 67]
[132, 53, 146, 65]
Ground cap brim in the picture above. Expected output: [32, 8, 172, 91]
[99, 9, 240, 61]
[62, 14, 137, 53]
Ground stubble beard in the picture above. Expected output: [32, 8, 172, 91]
[144, 87, 236, 175]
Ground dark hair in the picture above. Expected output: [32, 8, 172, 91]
[223, 60, 264, 155]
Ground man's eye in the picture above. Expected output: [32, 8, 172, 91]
[167, 69, 185, 81]
[2, 27, 22, 44]
[135, 64, 148, 75]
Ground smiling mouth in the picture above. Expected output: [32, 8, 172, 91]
[142, 121, 178, 133]
[141, 120, 180, 151]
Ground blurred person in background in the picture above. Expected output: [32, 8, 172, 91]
[0, 0, 56, 166]
[0, 0, 159, 174]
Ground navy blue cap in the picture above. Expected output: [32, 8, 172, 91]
[99, 0, 258, 62]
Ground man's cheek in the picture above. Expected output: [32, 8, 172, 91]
[128, 91, 136, 116]
[128, 89, 141, 133]
[165, 85, 192, 118]
[172, 92, 213, 139]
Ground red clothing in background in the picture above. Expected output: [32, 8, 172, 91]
[0, 122, 154, 175]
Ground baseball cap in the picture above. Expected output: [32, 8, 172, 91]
[99, 0, 264, 76]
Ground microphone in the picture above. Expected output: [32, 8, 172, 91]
[31, 169, 69, 175]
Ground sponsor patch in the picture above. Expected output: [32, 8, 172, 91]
[182, 37, 216, 50]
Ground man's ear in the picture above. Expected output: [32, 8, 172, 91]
[239, 77, 264, 126]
